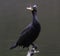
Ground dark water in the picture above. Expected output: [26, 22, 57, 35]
[0, 0, 60, 56]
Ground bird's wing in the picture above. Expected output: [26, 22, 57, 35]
[20, 23, 32, 35]
[16, 23, 33, 45]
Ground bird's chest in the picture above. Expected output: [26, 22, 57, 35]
[30, 24, 40, 37]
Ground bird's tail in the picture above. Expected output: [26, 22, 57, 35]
[10, 44, 18, 49]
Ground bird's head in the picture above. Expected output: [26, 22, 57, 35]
[26, 5, 37, 13]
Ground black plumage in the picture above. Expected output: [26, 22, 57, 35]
[10, 5, 41, 49]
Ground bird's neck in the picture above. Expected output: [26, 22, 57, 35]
[32, 12, 39, 24]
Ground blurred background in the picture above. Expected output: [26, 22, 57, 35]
[0, 0, 60, 56]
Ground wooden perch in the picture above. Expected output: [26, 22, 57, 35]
[26, 46, 39, 56]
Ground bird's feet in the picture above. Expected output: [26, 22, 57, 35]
[27, 45, 39, 56]
[31, 43, 38, 49]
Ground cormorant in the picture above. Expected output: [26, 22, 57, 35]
[10, 5, 41, 49]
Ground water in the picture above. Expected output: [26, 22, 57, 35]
[0, 0, 60, 56]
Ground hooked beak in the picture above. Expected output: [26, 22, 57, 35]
[26, 6, 33, 11]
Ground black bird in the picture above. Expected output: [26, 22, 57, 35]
[10, 5, 41, 49]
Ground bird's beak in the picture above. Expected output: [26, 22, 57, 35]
[26, 6, 33, 11]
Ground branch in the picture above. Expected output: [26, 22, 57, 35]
[26, 46, 39, 56]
